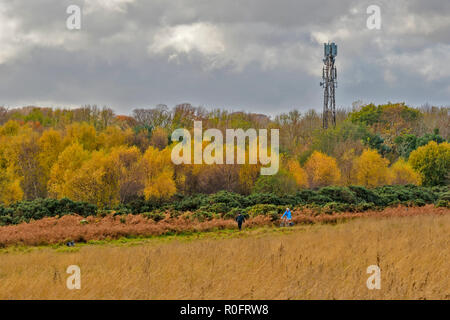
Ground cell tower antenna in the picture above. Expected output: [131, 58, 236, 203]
[320, 42, 337, 129]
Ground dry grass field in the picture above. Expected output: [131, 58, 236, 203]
[0, 211, 449, 300]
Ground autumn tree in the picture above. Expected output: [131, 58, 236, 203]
[192, 164, 241, 194]
[0, 175, 23, 204]
[239, 164, 260, 194]
[0, 121, 24, 204]
[304, 151, 341, 188]
[0, 124, 46, 200]
[408, 141, 450, 186]
[286, 159, 308, 188]
[353, 149, 390, 187]
[63, 122, 97, 151]
[252, 170, 298, 196]
[65, 150, 121, 208]
[48, 143, 91, 198]
[0, 106, 8, 125]
[140, 146, 176, 201]
[390, 158, 421, 185]
[97, 126, 133, 150]
[0, 150, 23, 205]
[133, 105, 172, 129]
[38, 129, 63, 194]
[338, 148, 358, 186]
[150, 127, 169, 150]
[109, 146, 143, 203]
[14, 133, 46, 199]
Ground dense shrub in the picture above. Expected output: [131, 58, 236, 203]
[205, 191, 246, 208]
[222, 207, 249, 220]
[124, 196, 164, 214]
[374, 185, 439, 206]
[322, 202, 353, 214]
[0, 185, 446, 226]
[413, 199, 426, 207]
[353, 202, 377, 212]
[435, 200, 449, 208]
[319, 186, 357, 204]
[205, 203, 229, 214]
[279, 194, 303, 207]
[245, 193, 283, 206]
[348, 186, 381, 204]
[0, 198, 96, 225]
[252, 171, 298, 196]
[191, 210, 218, 222]
[0, 206, 14, 226]
[143, 211, 166, 222]
[438, 191, 450, 202]
[435, 191, 450, 208]
[308, 195, 334, 206]
[111, 205, 132, 216]
[293, 190, 318, 203]
[172, 194, 208, 212]
[246, 204, 283, 217]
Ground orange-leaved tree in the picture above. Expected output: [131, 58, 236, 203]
[286, 159, 308, 188]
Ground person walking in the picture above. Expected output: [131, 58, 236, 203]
[235, 212, 246, 231]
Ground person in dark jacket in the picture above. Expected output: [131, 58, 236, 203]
[235, 213, 246, 231]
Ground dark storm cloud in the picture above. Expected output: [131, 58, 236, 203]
[0, 0, 449, 115]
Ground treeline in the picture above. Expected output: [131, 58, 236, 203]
[0, 102, 449, 208]
[1, 185, 448, 226]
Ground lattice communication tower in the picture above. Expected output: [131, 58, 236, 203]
[320, 42, 337, 129]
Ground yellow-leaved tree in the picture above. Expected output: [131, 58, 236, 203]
[353, 149, 390, 187]
[48, 143, 91, 198]
[97, 126, 133, 150]
[238, 164, 260, 194]
[63, 123, 98, 151]
[38, 129, 63, 193]
[390, 158, 421, 185]
[140, 146, 176, 201]
[0, 125, 23, 204]
[109, 146, 142, 203]
[0, 168, 23, 205]
[408, 141, 450, 186]
[286, 159, 308, 188]
[304, 151, 341, 188]
[65, 150, 121, 208]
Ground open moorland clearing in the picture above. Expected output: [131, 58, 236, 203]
[0, 208, 448, 300]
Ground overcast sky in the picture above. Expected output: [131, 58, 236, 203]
[0, 0, 449, 116]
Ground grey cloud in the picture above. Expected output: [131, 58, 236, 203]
[0, 0, 449, 115]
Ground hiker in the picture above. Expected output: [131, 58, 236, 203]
[235, 213, 246, 231]
[281, 208, 292, 226]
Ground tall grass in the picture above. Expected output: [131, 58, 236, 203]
[0, 211, 448, 299]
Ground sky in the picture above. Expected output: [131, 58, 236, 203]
[0, 0, 449, 116]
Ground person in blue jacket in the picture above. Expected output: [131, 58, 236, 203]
[281, 207, 292, 226]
